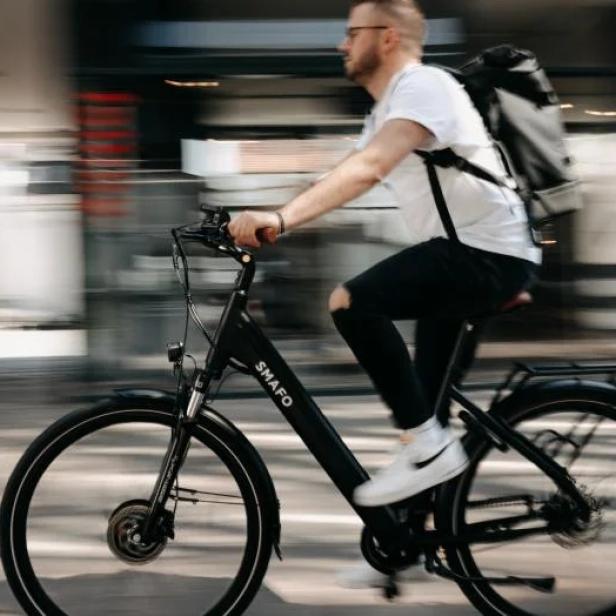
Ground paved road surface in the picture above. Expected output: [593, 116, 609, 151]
[1, 380, 614, 615]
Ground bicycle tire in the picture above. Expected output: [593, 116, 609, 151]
[0, 396, 276, 616]
[437, 380, 616, 616]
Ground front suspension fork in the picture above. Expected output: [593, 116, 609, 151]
[141, 371, 209, 542]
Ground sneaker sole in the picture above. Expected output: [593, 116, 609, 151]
[337, 561, 434, 589]
[354, 457, 469, 507]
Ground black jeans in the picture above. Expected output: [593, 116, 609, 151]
[331, 238, 538, 430]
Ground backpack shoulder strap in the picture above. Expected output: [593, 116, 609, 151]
[416, 148, 516, 190]
[416, 147, 520, 244]
[417, 153, 460, 243]
[416, 147, 541, 247]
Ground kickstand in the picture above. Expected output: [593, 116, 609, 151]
[382, 574, 400, 601]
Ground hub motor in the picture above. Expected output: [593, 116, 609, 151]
[107, 500, 168, 564]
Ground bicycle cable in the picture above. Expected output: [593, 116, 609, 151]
[173, 299, 191, 413]
[172, 230, 252, 392]
[206, 368, 241, 403]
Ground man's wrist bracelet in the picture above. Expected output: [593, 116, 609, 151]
[274, 211, 286, 235]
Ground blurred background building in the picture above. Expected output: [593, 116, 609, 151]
[1, 0, 615, 373]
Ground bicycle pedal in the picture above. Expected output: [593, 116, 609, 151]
[382, 575, 400, 601]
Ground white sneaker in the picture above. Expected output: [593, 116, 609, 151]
[354, 438, 469, 507]
[337, 556, 432, 589]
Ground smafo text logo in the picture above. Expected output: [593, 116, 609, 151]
[255, 361, 293, 408]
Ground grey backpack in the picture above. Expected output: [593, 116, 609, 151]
[419, 45, 582, 246]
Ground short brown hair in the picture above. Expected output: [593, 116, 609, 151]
[350, 0, 426, 53]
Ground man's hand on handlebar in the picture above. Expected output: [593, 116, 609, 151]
[228, 210, 281, 248]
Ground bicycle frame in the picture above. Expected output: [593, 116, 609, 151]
[144, 291, 590, 553]
[142, 219, 592, 556]
[437, 322, 592, 519]
[200, 285, 406, 551]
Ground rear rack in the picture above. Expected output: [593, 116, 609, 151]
[489, 361, 616, 409]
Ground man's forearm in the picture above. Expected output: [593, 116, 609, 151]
[278, 151, 382, 231]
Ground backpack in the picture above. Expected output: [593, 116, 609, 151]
[418, 44, 583, 247]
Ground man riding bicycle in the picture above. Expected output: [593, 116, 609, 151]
[229, 0, 540, 588]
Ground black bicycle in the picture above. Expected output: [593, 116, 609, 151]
[2, 206, 616, 616]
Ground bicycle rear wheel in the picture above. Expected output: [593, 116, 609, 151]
[1, 397, 276, 616]
[439, 381, 616, 616]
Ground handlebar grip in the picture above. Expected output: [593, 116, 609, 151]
[256, 227, 278, 245]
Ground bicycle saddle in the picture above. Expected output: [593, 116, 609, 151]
[499, 291, 533, 314]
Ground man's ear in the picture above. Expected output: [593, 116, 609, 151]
[383, 26, 400, 52]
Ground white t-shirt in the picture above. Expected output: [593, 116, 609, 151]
[356, 63, 542, 264]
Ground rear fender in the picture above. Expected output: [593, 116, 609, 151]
[491, 378, 616, 420]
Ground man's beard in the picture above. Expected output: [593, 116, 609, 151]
[345, 47, 380, 84]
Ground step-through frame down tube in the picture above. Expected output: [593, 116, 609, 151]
[210, 295, 406, 551]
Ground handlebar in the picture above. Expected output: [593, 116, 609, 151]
[172, 206, 256, 293]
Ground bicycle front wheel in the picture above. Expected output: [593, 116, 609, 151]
[439, 381, 616, 616]
[1, 397, 275, 616]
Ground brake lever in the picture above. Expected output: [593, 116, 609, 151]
[200, 205, 231, 227]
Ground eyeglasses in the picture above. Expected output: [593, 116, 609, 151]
[345, 25, 389, 40]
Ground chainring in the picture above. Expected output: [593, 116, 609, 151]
[360, 526, 422, 575]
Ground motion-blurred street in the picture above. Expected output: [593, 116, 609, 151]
[0, 388, 475, 615]
[2, 0, 616, 613]
[2, 337, 616, 615]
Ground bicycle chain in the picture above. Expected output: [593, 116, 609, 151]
[470, 494, 537, 510]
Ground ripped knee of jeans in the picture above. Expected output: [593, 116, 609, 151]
[328, 285, 352, 313]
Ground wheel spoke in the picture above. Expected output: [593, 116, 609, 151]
[1, 403, 272, 616]
[442, 392, 616, 616]
[171, 485, 245, 505]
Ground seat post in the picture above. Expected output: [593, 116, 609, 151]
[433, 320, 476, 427]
